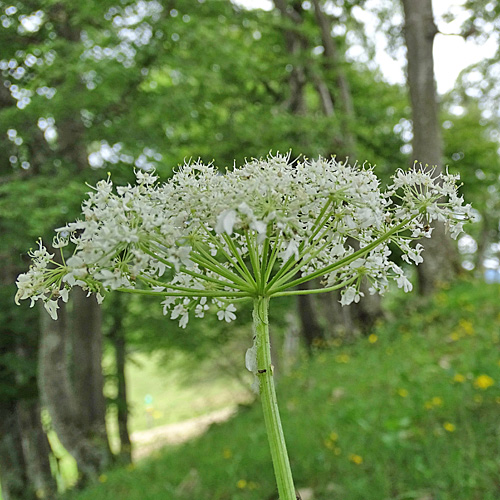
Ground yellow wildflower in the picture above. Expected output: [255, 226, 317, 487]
[223, 448, 232, 459]
[324, 432, 339, 450]
[368, 334, 378, 344]
[348, 453, 363, 465]
[474, 374, 494, 390]
[453, 374, 465, 383]
[398, 388, 409, 398]
[458, 319, 474, 335]
[424, 396, 443, 409]
[236, 479, 247, 489]
[98, 475, 108, 483]
[443, 422, 456, 432]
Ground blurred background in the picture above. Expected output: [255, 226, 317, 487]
[1, 1, 500, 499]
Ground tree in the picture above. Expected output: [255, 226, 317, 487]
[401, 0, 460, 294]
[106, 293, 132, 463]
[38, 301, 111, 482]
[0, 282, 56, 500]
[0, 0, 124, 486]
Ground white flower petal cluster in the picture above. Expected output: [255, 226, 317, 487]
[15, 154, 471, 326]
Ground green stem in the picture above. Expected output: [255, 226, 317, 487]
[221, 232, 257, 286]
[269, 217, 414, 293]
[253, 296, 296, 500]
[272, 274, 359, 297]
[198, 223, 257, 287]
[142, 244, 244, 290]
[115, 287, 248, 298]
[245, 230, 261, 288]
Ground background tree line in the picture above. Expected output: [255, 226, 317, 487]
[1, 0, 499, 498]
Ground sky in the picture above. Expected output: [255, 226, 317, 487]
[233, 0, 497, 95]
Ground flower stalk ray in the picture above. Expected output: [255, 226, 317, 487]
[16, 154, 471, 321]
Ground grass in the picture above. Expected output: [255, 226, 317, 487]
[49, 348, 250, 491]
[63, 277, 500, 499]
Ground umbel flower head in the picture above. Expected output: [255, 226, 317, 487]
[16, 154, 471, 325]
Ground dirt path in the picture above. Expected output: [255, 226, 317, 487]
[130, 405, 316, 500]
[131, 406, 238, 461]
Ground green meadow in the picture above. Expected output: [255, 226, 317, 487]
[62, 278, 500, 500]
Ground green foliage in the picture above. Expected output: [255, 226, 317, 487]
[441, 102, 500, 250]
[442, 103, 500, 203]
[64, 277, 500, 500]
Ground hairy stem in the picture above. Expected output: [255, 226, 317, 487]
[253, 296, 296, 500]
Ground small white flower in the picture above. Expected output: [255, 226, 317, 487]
[215, 209, 237, 235]
[396, 273, 413, 292]
[178, 246, 194, 268]
[194, 303, 209, 318]
[59, 288, 69, 303]
[44, 300, 59, 320]
[250, 219, 267, 236]
[282, 239, 299, 262]
[52, 234, 69, 248]
[170, 303, 186, 320]
[217, 304, 237, 322]
[161, 296, 176, 315]
[94, 269, 129, 290]
[340, 287, 363, 306]
[179, 312, 189, 329]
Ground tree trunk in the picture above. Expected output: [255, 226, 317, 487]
[312, 0, 356, 159]
[311, 1, 384, 332]
[107, 294, 132, 463]
[0, 275, 56, 500]
[274, 0, 384, 343]
[0, 403, 34, 500]
[273, 0, 308, 115]
[474, 211, 490, 271]
[38, 301, 110, 482]
[297, 281, 325, 352]
[402, 0, 459, 294]
[114, 333, 132, 462]
[16, 399, 57, 499]
[273, 0, 327, 349]
[71, 288, 112, 462]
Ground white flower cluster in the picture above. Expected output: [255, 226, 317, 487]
[15, 154, 471, 325]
